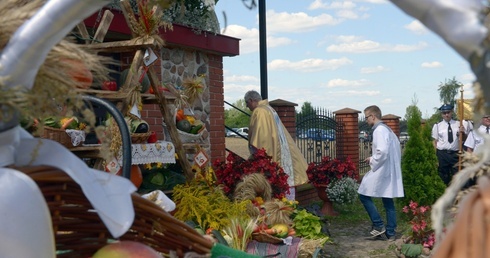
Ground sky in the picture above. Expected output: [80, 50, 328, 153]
[213, 0, 476, 119]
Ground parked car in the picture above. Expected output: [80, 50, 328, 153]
[299, 128, 335, 141]
[227, 127, 249, 138]
[359, 131, 368, 142]
[399, 132, 409, 143]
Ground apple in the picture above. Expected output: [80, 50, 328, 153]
[92, 241, 162, 258]
[102, 80, 117, 91]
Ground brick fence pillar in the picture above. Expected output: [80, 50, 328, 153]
[382, 114, 401, 137]
[269, 99, 298, 138]
[334, 108, 361, 174]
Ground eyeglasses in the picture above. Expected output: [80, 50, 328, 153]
[365, 114, 373, 120]
[441, 111, 451, 115]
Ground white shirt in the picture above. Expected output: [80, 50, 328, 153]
[431, 120, 472, 151]
[464, 125, 489, 152]
[358, 122, 404, 198]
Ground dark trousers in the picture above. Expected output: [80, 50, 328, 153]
[436, 149, 459, 185]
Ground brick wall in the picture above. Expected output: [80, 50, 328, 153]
[382, 114, 401, 137]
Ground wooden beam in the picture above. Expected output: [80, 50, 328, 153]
[92, 10, 114, 43]
[80, 37, 159, 53]
[147, 68, 194, 181]
[76, 22, 91, 44]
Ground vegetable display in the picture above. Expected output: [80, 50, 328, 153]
[175, 109, 203, 134]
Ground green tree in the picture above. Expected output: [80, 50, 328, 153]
[401, 101, 445, 207]
[438, 77, 462, 107]
[224, 99, 250, 128]
[296, 101, 316, 131]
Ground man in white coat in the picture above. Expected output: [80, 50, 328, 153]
[358, 105, 404, 241]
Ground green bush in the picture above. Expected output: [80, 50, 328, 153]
[401, 105, 445, 207]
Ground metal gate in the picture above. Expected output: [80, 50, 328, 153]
[358, 117, 372, 175]
[296, 107, 342, 164]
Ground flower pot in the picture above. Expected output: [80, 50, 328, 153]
[316, 185, 338, 216]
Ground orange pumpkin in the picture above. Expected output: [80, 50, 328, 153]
[63, 58, 93, 89]
[116, 165, 143, 188]
[176, 109, 185, 122]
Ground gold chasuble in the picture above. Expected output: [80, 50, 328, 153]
[248, 100, 308, 186]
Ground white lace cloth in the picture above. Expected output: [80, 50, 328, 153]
[118, 141, 176, 165]
[65, 129, 86, 147]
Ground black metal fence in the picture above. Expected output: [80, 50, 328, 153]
[296, 107, 342, 164]
[358, 116, 372, 175]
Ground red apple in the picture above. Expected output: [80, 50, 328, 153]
[102, 81, 117, 91]
[92, 241, 162, 258]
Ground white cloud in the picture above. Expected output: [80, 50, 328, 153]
[361, 65, 387, 74]
[346, 90, 380, 96]
[308, 0, 357, 10]
[381, 98, 393, 104]
[225, 74, 259, 83]
[327, 78, 372, 88]
[269, 57, 353, 72]
[308, 1, 369, 19]
[460, 73, 476, 82]
[405, 20, 428, 35]
[326, 36, 428, 53]
[221, 25, 293, 54]
[421, 61, 443, 68]
[267, 10, 342, 33]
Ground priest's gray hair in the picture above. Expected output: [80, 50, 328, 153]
[244, 90, 262, 102]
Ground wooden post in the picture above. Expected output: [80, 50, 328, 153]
[458, 89, 464, 171]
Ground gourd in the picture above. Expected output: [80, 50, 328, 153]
[176, 119, 191, 133]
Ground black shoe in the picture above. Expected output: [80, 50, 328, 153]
[366, 234, 387, 241]
[385, 234, 396, 242]
[364, 227, 386, 239]
[369, 227, 386, 237]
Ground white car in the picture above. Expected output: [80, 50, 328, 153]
[399, 132, 409, 143]
[227, 127, 248, 138]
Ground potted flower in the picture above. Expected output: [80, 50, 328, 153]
[306, 156, 358, 216]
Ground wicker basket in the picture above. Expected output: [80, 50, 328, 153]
[174, 109, 205, 143]
[131, 132, 151, 144]
[251, 232, 283, 244]
[16, 165, 213, 257]
[41, 127, 74, 148]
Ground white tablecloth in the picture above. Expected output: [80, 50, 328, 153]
[119, 141, 176, 165]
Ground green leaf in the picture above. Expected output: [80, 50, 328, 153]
[401, 243, 423, 257]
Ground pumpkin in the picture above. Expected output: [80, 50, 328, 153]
[117, 165, 143, 188]
[63, 58, 93, 89]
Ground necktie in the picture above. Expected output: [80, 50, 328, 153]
[486, 126, 489, 134]
[448, 123, 453, 143]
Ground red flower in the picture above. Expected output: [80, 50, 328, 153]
[306, 156, 358, 188]
[213, 148, 289, 199]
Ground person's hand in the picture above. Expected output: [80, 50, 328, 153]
[364, 157, 370, 163]
[459, 125, 465, 133]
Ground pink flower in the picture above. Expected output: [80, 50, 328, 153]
[402, 206, 409, 213]
[412, 223, 420, 233]
[409, 200, 418, 210]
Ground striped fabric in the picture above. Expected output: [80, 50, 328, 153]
[246, 237, 301, 257]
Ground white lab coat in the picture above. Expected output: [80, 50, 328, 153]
[358, 123, 404, 198]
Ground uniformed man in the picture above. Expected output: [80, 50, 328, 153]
[464, 114, 490, 153]
[431, 104, 472, 185]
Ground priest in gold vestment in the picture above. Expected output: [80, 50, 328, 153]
[244, 90, 308, 200]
